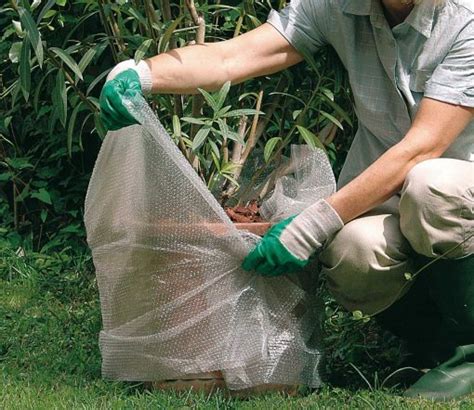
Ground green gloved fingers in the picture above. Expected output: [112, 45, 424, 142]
[242, 215, 309, 276]
[241, 199, 344, 277]
[99, 69, 143, 131]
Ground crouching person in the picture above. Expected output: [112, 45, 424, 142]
[100, 0, 473, 400]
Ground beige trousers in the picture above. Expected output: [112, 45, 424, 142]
[319, 158, 474, 316]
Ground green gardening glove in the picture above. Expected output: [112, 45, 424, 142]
[241, 199, 344, 276]
[242, 215, 308, 276]
[99, 60, 152, 131]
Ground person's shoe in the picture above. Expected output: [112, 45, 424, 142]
[404, 345, 474, 401]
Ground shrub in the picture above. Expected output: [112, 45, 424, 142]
[0, 0, 354, 250]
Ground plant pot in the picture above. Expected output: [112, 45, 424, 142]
[149, 221, 301, 396]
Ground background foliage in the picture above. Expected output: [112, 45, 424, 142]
[0, 0, 355, 251]
[0, 0, 408, 396]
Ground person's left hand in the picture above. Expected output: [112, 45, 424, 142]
[241, 199, 344, 276]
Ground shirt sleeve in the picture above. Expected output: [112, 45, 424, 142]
[424, 20, 474, 108]
[266, 0, 328, 58]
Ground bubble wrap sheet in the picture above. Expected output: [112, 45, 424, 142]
[260, 145, 336, 223]
[84, 97, 332, 389]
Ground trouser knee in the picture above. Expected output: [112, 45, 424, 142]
[320, 213, 414, 315]
[399, 158, 474, 259]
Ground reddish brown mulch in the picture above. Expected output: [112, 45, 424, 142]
[224, 201, 264, 223]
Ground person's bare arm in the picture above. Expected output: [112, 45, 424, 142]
[146, 23, 303, 94]
[327, 98, 474, 223]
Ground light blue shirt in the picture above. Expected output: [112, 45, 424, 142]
[267, 0, 474, 187]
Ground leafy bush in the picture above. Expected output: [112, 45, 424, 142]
[0, 0, 354, 250]
[0, 1, 410, 390]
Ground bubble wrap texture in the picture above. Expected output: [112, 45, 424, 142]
[260, 145, 336, 223]
[84, 97, 324, 389]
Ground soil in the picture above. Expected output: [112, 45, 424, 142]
[224, 201, 264, 223]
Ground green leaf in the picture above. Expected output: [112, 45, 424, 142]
[296, 125, 326, 151]
[134, 38, 153, 64]
[352, 310, 364, 321]
[221, 108, 262, 118]
[50, 47, 83, 81]
[31, 188, 52, 205]
[222, 173, 240, 188]
[79, 112, 93, 150]
[16, 184, 31, 202]
[67, 102, 85, 157]
[59, 223, 83, 234]
[198, 88, 219, 112]
[321, 88, 334, 102]
[0, 172, 13, 182]
[172, 115, 181, 137]
[264, 137, 282, 163]
[216, 81, 231, 112]
[8, 42, 22, 63]
[320, 111, 344, 130]
[321, 96, 353, 127]
[209, 140, 220, 160]
[19, 38, 31, 101]
[19, 7, 43, 67]
[37, 0, 56, 23]
[53, 70, 67, 127]
[191, 126, 211, 151]
[12, 20, 24, 38]
[404, 272, 413, 281]
[181, 117, 207, 125]
[86, 69, 109, 96]
[292, 109, 303, 120]
[40, 209, 48, 223]
[268, 91, 305, 106]
[5, 157, 33, 170]
[210, 150, 220, 172]
[78, 47, 97, 77]
[217, 118, 229, 139]
[158, 15, 184, 53]
[246, 14, 261, 28]
[223, 130, 244, 145]
[215, 105, 232, 117]
[33, 67, 55, 112]
[221, 161, 240, 173]
[94, 112, 107, 139]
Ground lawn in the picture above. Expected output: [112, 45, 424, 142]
[1, 245, 473, 409]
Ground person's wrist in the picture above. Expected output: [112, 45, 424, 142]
[300, 198, 344, 240]
[280, 198, 344, 260]
[106, 59, 153, 95]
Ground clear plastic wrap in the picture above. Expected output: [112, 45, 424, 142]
[260, 145, 336, 223]
[84, 96, 334, 389]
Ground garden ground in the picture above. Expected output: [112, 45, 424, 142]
[1, 246, 473, 410]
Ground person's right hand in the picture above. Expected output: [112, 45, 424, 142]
[99, 60, 152, 132]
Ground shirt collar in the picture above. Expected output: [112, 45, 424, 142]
[404, 1, 436, 38]
[342, 0, 436, 38]
[341, 0, 371, 16]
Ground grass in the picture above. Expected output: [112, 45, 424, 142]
[1, 243, 473, 409]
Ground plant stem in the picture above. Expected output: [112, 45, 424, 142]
[13, 182, 18, 230]
[104, 0, 127, 54]
[185, 0, 206, 172]
[161, 0, 184, 119]
[233, 76, 289, 203]
[97, 0, 119, 63]
[144, 0, 160, 47]
[133, 0, 147, 36]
